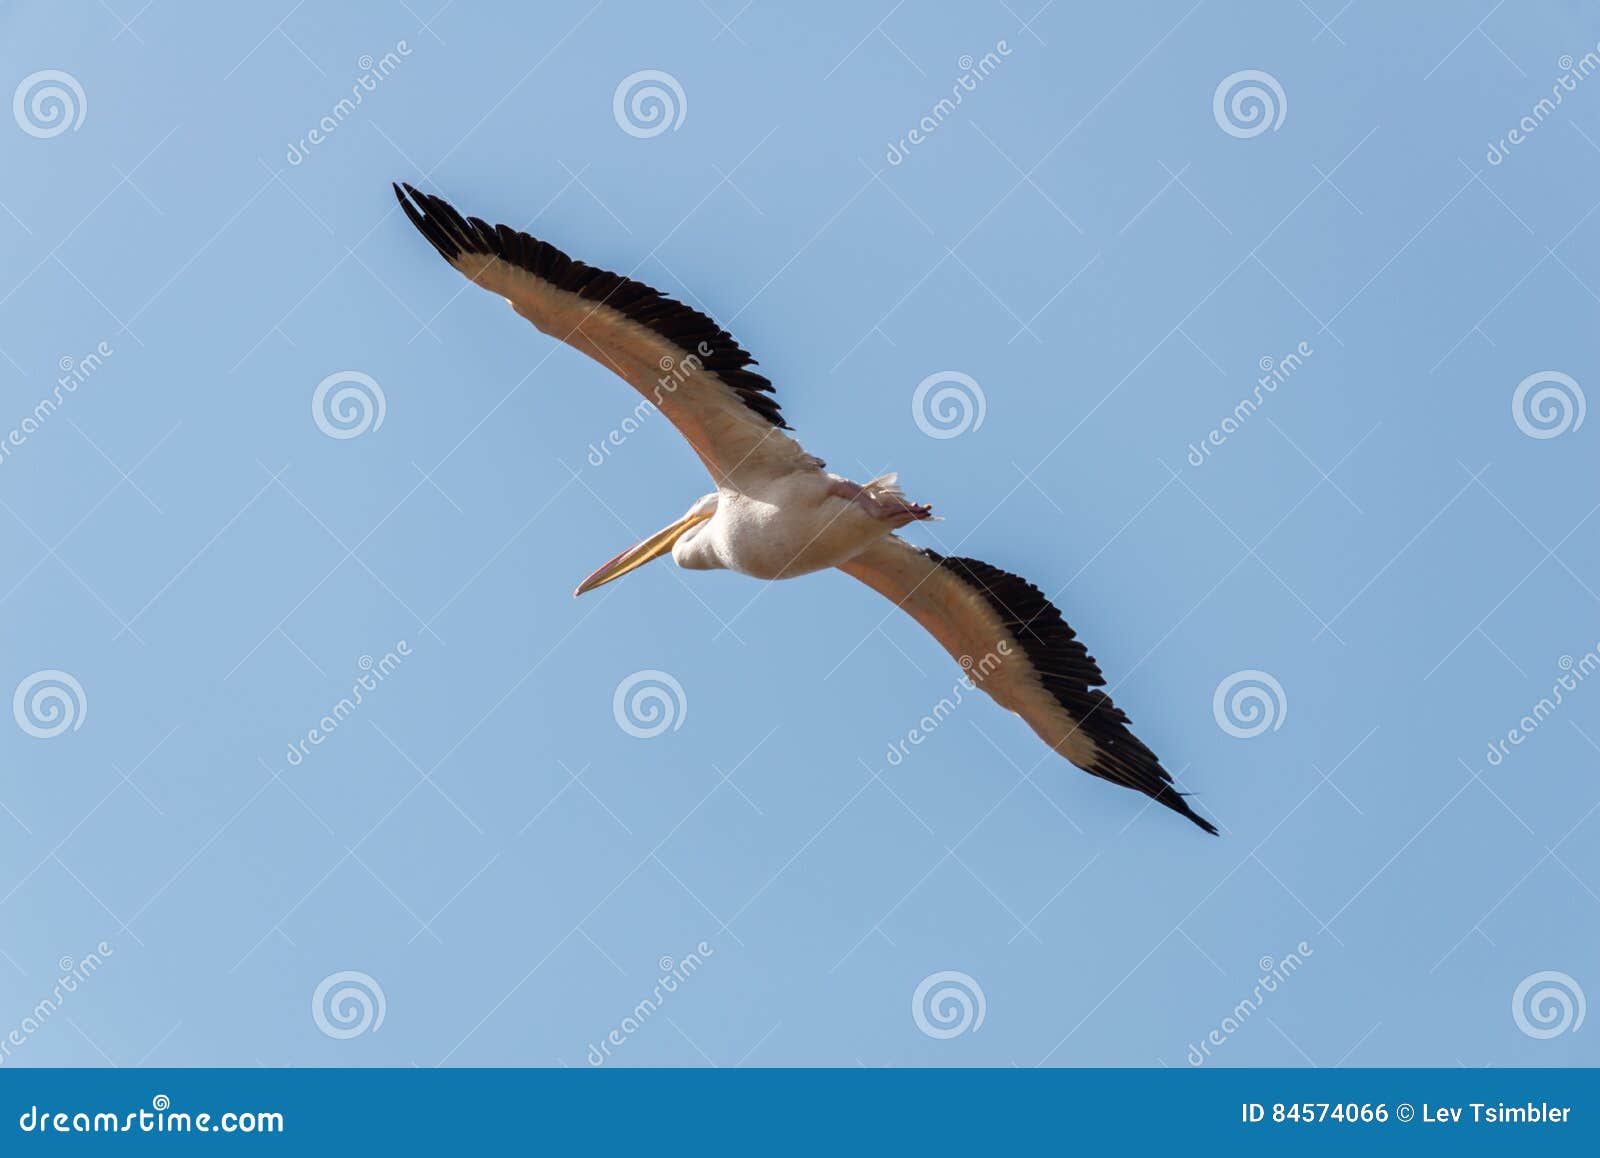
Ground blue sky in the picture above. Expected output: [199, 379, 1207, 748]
[1, 0, 1597, 1066]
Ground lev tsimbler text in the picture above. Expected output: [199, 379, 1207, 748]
[1241, 1102, 1573, 1126]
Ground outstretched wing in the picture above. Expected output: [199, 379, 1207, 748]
[838, 536, 1216, 834]
[394, 183, 822, 492]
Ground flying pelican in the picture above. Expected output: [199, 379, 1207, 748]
[394, 183, 1216, 835]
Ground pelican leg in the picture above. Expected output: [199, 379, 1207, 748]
[828, 478, 935, 527]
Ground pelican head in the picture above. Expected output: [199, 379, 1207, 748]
[574, 493, 719, 596]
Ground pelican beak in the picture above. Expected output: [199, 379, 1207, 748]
[573, 509, 713, 596]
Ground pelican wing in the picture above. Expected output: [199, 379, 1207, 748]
[394, 183, 821, 491]
[838, 537, 1216, 834]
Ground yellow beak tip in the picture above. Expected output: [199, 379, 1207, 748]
[574, 507, 710, 598]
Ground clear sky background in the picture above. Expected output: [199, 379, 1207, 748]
[1, 0, 1597, 1067]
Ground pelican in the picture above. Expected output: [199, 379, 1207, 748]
[394, 183, 1216, 835]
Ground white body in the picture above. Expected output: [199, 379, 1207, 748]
[674, 474, 892, 580]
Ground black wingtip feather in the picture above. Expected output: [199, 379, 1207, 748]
[392, 183, 792, 431]
[1158, 789, 1219, 835]
[924, 549, 1218, 836]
